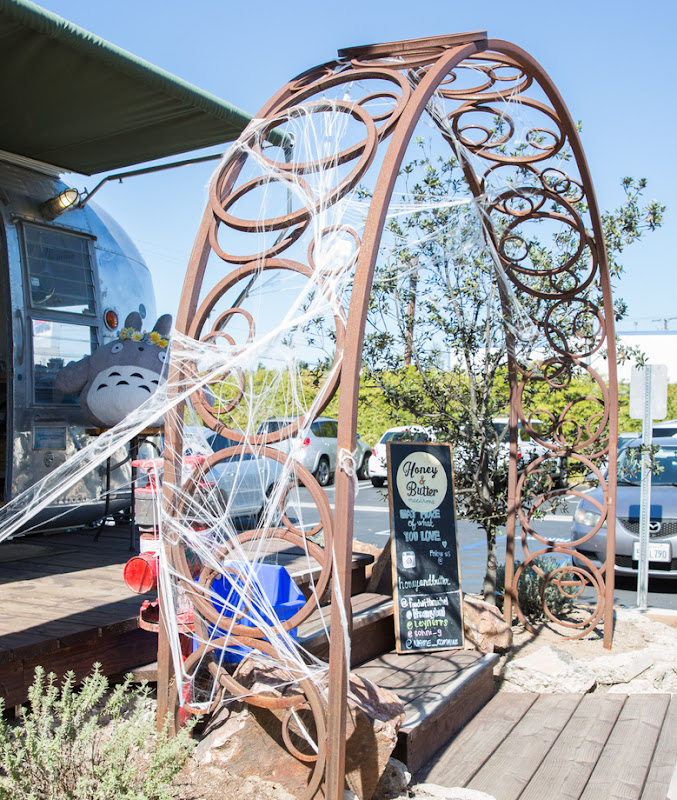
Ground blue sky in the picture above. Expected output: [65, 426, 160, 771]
[37, 0, 674, 332]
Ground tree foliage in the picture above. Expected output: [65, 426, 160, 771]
[361, 139, 664, 602]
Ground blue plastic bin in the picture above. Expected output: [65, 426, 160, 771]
[205, 561, 305, 663]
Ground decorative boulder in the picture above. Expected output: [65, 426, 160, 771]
[501, 645, 596, 693]
[194, 656, 405, 800]
[373, 757, 411, 800]
[55, 312, 171, 428]
[462, 595, 513, 654]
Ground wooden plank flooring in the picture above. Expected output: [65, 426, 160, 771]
[417, 692, 677, 800]
[0, 528, 370, 651]
[0, 526, 157, 705]
[356, 649, 498, 773]
[0, 526, 372, 707]
[0, 526, 149, 654]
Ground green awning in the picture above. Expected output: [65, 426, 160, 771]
[0, 0, 262, 174]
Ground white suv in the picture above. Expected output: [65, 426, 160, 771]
[368, 425, 435, 487]
[492, 417, 567, 486]
[256, 417, 371, 486]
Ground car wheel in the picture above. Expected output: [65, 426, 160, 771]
[358, 454, 370, 481]
[371, 476, 385, 488]
[315, 457, 331, 487]
[257, 484, 275, 525]
[557, 460, 568, 489]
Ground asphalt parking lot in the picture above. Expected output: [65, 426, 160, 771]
[293, 479, 677, 611]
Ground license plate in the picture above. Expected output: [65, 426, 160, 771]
[633, 541, 671, 562]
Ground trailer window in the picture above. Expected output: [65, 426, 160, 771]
[32, 320, 96, 405]
[24, 225, 95, 314]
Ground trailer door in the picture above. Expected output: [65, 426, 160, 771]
[0, 220, 8, 502]
[21, 223, 99, 408]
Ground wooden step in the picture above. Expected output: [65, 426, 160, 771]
[130, 591, 498, 778]
[129, 591, 394, 683]
[355, 648, 498, 774]
[298, 592, 394, 666]
[126, 559, 383, 684]
[293, 550, 373, 599]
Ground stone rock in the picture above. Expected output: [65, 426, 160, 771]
[344, 673, 406, 800]
[194, 656, 405, 800]
[501, 645, 596, 693]
[192, 702, 248, 765]
[607, 678, 656, 694]
[373, 757, 411, 800]
[411, 783, 497, 800]
[617, 608, 677, 649]
[647, 661, 677, 692]
[192, 659, 322, 798]
[607, 660, 677, 694]
[182, 763, 299, 800]
[588, 650, 653, 685]
[462, 595, 513, 654]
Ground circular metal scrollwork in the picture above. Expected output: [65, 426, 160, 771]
[164, 32, 618, 798]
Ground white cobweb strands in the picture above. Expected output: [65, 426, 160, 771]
[424, 89, 541, 349]
[0, 60, 596, 727]
[0, 327, 296, 546]
[157, 99, 373, 716]
[409, 69, 601, 371]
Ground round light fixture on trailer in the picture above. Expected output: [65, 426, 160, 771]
[104, 308, 119, 330]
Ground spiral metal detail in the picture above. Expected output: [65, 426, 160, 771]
[160, 32, 617, 800]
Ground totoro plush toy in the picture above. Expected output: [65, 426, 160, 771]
[55, 312, 172, 428]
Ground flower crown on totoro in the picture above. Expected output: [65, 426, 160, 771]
[119, 327, 170, 348]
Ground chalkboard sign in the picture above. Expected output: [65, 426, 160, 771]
[387, 442, 463, 654]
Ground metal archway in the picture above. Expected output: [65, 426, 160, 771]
[159, 32, 617, 800]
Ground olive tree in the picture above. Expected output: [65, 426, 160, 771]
[362, 140, 664, 603]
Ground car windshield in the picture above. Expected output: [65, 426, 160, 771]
[204, 433, 257, 462]
[380, 430, 428, 443]
[257, 420, 285, 435]
[492, 420, 545, 441]
[618, 445, 677, 485]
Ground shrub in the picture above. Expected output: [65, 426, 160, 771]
[496, 557, 577, 620]
[0, 665, 195, 800]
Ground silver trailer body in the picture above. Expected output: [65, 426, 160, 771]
[0, 0, 261, 533]
[0, 154, 156, 532]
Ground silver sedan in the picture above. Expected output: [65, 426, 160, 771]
[571, 437, 677, 579]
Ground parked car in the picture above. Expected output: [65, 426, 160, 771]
[368, 425, 435, 487]
[653, 419, 677, 437]
[255, 417, 371, 486]
[618, 431, 640, 454]
[492, 417, 567, 487]
[183, 427, 285, 523]
[570, 436, 677, 580]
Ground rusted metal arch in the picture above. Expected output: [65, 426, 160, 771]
[328, 36, 618, 793]
[159, 32, 618, 800]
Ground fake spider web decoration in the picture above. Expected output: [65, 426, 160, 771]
[0, 35, 618, 799]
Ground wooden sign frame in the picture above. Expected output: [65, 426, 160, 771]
[387, 441, 464, 654]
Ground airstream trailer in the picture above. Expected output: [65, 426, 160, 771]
[0, 153, 157, 531]
[0, 0, 261, 532]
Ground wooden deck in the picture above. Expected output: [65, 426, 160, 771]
[0, 525, 373, 708]
[416, 691, 677, 800]
[0, 525, 157, 707]
[3, 529, 675, 797]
